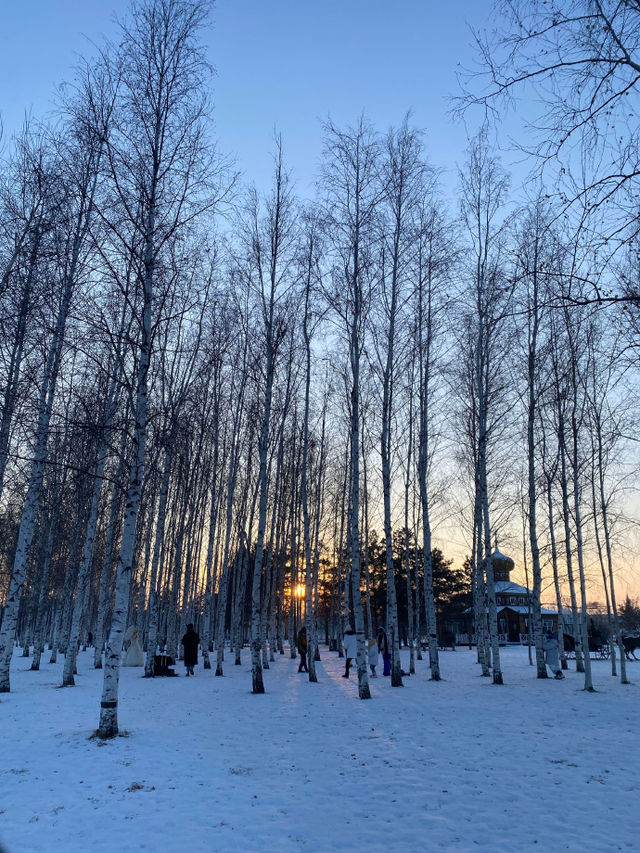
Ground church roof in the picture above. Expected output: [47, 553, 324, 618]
[492, 549, 511, 562]
[495, 580, 530, 595]
[497, 604, 557, 615]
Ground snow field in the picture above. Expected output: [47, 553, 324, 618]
[1, 645, 638, 852]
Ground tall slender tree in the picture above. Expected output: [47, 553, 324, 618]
[97, 0, 221, 737]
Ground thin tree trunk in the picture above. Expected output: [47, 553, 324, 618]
[94, 429, 127, 669]
[97, 202, 153, 736]
[525, 262, 547, 678]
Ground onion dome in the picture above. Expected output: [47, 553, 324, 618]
[491, 549, 514, 581]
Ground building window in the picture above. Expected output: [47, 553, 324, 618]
[543, 619, 553, 632]
[509, 596, 517, 605]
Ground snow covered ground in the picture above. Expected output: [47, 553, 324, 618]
[1, 644, 638, 853]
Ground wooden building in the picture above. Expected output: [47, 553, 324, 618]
[493, 549, 557, 643]
[456, 549, 558, 645]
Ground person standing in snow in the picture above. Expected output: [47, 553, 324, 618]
[368, 637, 378, 677]
[342, 629, 357, 678]
[377, 627, 391, 676]
[297, 626, 308, 672]
[123, 626, 144, 666]
[181, 623, 199, 676]
[544, 631, 563, 679]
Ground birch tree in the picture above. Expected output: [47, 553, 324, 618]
[0, 125, 53, 505]
[584, 332, 629, 683]
[214, 301, 250, 676]
[299, 212, 324, 683]
[237, 140, 298, 694]
[512, 200, 557, 678]
[320, 117, 383, 700]
[374, 119, 427, 686]
[96, 0, 220, 737]
[458, 129, 512, 685]
[0, 94, 107, 692]
[414, 194, 453, 682]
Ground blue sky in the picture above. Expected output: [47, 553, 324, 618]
[0, 0, 512, 199]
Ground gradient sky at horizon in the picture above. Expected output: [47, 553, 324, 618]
[0, 0, 522, 201]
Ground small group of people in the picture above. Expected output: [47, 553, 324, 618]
[123, 622, 567, 681]
[342, 626, 391, 679]
[120, 623, 200, 676]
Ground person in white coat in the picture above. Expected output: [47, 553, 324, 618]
[123, 627, 144, 667]
[368, 637, 378, 677]
[544, 631, 564, 679]
[342, 629, 357, 678]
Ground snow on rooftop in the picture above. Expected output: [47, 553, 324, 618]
[492, 548, 511, 561]
[497, 604, 557, 615]
[494, 580, 531, 595]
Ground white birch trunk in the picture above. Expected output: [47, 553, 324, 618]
[215, 364, 247, 676]
[594, 416, 628, 683]
[381, 305, 403, 687]
[62, 374, 120, 686]
[478, 338, 502, 684]
[0, 228, 40, 502]
[569, 396, 594, 692]
[584, 356, 628, 683]
[417, 289, 440, 681]
[250, 367, 272, 694]
[544, 467, 568, 670]
[311, 403, 327, 666]
[349, 315, 371, 700]
[62, 468, 104, 686]
[0, 280, 73, 692]
[97, 208, 152, 735]
[301, 280, 318, 683]
[144, 447, 172, 676]
[201, 413, 220, 670]
[30, 494, 60, 672]
[558, 411, 584, 672]
[94, 429, 127, 669]
[525, 263, 547, 679]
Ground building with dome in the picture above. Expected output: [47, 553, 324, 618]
[492, 549, 557, 643]
[456, 549, 558, 645]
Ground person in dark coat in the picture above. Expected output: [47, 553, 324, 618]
[181, 623, 199, 676]
[297, 626, 308, 672]
[377, 627, 391, 676]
